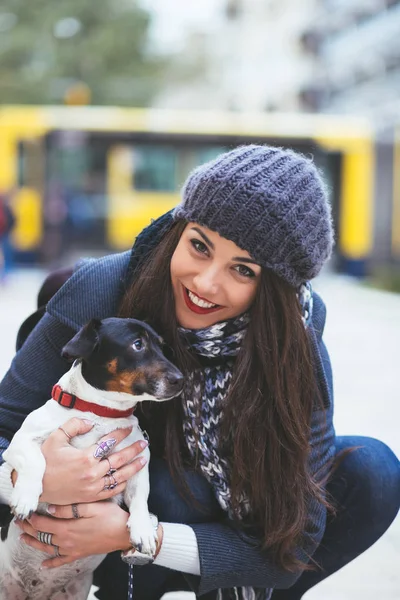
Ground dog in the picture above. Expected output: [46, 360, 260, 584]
[0, 317, 183, 600]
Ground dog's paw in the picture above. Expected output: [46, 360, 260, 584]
[10, 484, 40, 520]
[127, 512, 158, 556]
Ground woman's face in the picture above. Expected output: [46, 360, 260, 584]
[170, 223, 261, 329]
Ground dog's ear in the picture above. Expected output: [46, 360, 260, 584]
[61, 319, 102, 361]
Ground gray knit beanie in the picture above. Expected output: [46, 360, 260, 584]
[173, 144, 334, 287]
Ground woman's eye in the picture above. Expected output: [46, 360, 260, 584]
[191, 239, 208, 255]
[132, 339, 143, 351]
[234, 264, 256, 278]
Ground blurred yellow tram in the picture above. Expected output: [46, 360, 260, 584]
[0, 105, 388, 275]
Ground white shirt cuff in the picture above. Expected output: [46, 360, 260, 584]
[154, 522, 200, 575]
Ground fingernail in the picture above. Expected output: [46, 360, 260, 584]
[139, 440, 148, 450]
[14, 519, 22, 527]
[47, 505, 56, 515]
[139, 456, 147, 466]
[82, 419, 93, 426]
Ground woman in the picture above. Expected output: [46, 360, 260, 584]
[0, 145, 399, 600]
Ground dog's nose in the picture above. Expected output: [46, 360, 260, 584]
[167, 372, 184, 387]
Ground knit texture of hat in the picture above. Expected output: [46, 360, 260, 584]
[174, 145, 334, 287]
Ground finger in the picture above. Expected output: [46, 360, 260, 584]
[97, 455, 147, 499]
[20, 533, 58, 556]
[97, 479, 127, 500]
[46, 503, 89, 520]
[17, 521, 61, 548]
[14, 519, 37, 539]
[53, 417, 94, 445]
[26, 513, 60, 533]
[90, 427, 133, 460]
[95, 440, 147, 478]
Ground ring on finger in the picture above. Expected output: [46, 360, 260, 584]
[103, 474, 111, 491]
[94, 438, 116, 460]
[104, 456, 116, 475]
[108, 473, 118, 490]
[52, 544, 60, 558]
[58, 426, 72, 441]
[72, 503, 80, 519]
[37, 530, 53, 545]
[103, 472, 118, 491]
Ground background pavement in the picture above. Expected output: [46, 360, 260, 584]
[0, 269, 399, 600]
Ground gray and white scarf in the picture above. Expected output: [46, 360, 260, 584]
[179, 282, 313, 600]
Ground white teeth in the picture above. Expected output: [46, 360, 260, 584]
[188, 290, 217, 309]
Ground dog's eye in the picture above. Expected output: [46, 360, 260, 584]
[132, 339, 143, 352]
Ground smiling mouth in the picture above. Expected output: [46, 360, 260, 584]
[182, 285, 223, 315]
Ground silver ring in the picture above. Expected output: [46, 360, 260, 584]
[94, 438, 116, 460]
[105, 457, 116, 475]
[72, 503, 80, 519]
[52, 544, 60, 557]
[58, 426, 72, 441]
[37, 530, 53, 545]
[108, 473, 118, 490]
[103, 473, 118, 491]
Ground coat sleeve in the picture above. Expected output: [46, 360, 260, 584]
[184, 293, 336, 595]
[0, 313, 76, 463]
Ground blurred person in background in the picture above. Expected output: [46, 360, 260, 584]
[0, 146, 399, 600]
[0, 193, 16, 284]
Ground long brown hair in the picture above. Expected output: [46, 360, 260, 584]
[119, 220, 329, 571]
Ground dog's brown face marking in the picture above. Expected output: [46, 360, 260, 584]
[105, 369, 147, 394]
[106, 358, 118, 375]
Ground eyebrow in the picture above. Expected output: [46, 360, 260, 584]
[191, 227, 215, 249]
[190, 227, 260, 266]
[232, 256, 259, 265]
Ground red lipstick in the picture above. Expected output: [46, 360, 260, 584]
[182, 285, 223, 315]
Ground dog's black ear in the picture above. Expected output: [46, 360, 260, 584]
[61, 318, 102, 361]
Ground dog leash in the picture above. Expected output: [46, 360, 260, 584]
[127, 427, 149, 600]
[128, 564, 134, 600]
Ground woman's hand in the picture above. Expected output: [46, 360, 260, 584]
[16, 501, 132, 568]
[33, 417, 147, 505]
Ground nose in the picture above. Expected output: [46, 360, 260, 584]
[167, 371, 184, 387]
[193, 265, 220, 297]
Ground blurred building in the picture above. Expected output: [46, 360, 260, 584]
[151, 0, 400, 129]
[299, 0, 400, 128]
[151, 0, 321, 112]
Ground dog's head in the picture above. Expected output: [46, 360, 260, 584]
[61, 318, 184, 401]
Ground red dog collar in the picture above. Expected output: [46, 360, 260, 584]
[52, 384, 134, 419]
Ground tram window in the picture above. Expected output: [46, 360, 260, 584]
[17, 139, 44, 188]
[176, 146, 228, 188]
[197, 146, 227, 164]
[133, 146, 177, 191]
[131, 144, 232, 192]
[49, 147, 89, 188]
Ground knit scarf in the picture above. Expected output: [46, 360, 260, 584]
[179, 282, 313, 600]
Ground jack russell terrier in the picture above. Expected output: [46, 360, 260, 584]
[0, 317, 183, 600]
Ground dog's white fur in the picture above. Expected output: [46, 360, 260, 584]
[0, 361, 160, 600]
